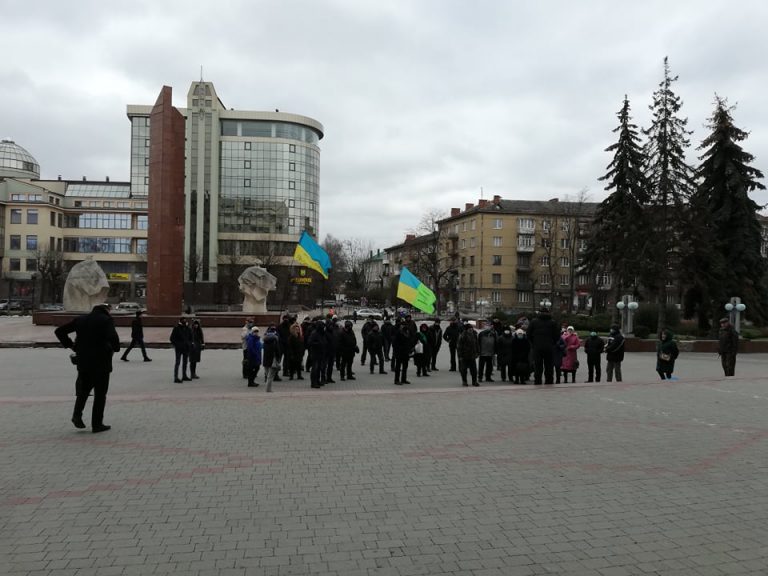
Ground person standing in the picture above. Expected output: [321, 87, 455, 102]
[188, 319, 205, 379]
[360, 317, 375, 365]
[583, 331, 605, 382]
[604, 324, 625, 382]
[509, 329, 531, 384]
[338, 320, 359, 380]
[324, 317, 339, 384]
[477, 324, 498, 382]
[527, 308, 560, 385]
[307, 321, 327, 388]
[496, 328, 515, 382]
[656, 328, 680, 380]
[553, 331, 567, 384]
[262, 325, 282, 392]
[443, 318, 460, 372]
[366, 323, 387, 374]
[245, 326, 262, 387]
[120, 310, 151, 362]
[287, 322, 305, 380]
[240, 317, 254, 379]
[560, 326, 581, 383]
[457, 322, 480, 386]
[381, 318, 394, 362]
[277, 314, 293, 378]
[170, 317, 193, 383]
[414, 324, 430, 377]
[718, 317, 738, 377]
[392, 322, 413, 385]
[55, 304, 120, 433]
[428, 319, 443, 371]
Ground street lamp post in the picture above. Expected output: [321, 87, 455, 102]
[616, 295, 639, 336]
[724, 297, 746, 333]
[539, 298, 552, 310]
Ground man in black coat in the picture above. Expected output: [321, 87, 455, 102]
[366, 323, 387, 374]
[428, 319, 443, 370]
[120, 310, 152, 362]
[170, 317, 193, 383]
[526, 308, 560, 385]
[338, 320, 359, 380]
[55, 304, 121, 433]
[442, 318, 460, 371]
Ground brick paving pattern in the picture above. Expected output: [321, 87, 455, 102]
[1, 326, 767, 575]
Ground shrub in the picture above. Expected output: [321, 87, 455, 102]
[632, 304, 680, 334]
[633, 325, 651, 339]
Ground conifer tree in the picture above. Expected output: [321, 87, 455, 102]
[583, 96, 650, 317]
[643, 57, 696, 330]
[693, 96, 767, 324]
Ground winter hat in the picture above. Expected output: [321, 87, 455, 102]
[590, 331, 597, 337]
[567, 326, 575, 332]
[251, 327, 259, 333]
[515, 329, 525, 336]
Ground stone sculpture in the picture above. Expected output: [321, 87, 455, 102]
[63, 259, 110, 311]
[238, 266, 277, 314]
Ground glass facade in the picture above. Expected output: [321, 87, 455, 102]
[219, 140, 319, 236]
[65, 213, 132, 229]
[130, 117, 150, 196]
[63, 237, 133, 254]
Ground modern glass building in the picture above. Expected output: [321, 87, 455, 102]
[127, 81, 324, 298]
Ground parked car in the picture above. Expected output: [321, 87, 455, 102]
[114, 302, 143, 313]
[356, 308, 383, 320]
[39, 303, 64, 311]
[0, 299, 33, 312]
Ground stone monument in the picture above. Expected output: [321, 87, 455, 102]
[238, 266, 277, 313]
[63, 260, 110, 311]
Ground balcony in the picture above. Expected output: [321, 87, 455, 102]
[516, 243, 535, 253]
[516, 263, 532, 272]
[516, 281, 534, 291]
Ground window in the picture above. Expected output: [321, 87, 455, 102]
[289, 144, 296, 153]
[561, 220, 570, 232]
[462, 222, 467, 232]
[144, 176, 149, 185]
[288, 199, 295, 208]
[518, 291, 531, 303]
[9, 235, 21, 250]
[50, 212, 56, 226]
[469, 273, 475, 285]
[461, 256, 466, 267]
[559, 256, 570, 267]
[597, 274, 611, 286]
[57, 214, 63, 227]
[492, 273, 502, 284]
[244, 142, 251, 150]
[453, 224, 459, 235]
[136, 239, 147, 255]
[493, 218, 503, 229]
[540, 255, 550, 266]
[518, 217, 534, 230]
[11, 194, 25, 201]
[518, 254, 531, 267]
[493, 236, 502, 247]
[244, 160, 251, 168]
[460, 273, 465, 286]
[492, 255, 502, 266]
[542, 220, 551, 232]
[137, 215, 148, 230]
[560, 274, 570, 286]
[471, 220, 476, 231]
[27, 209, 38, 224]
[579, 239, 587, 252]
[540, 273, 551, 285]
[289, 162, 296, 171]
[26, 259, 37, 272]
[560, 238, 570, 249]
[518, 235, 534, 248]
[144, 157, 149, 166]
[469, 237, 476, 248]
[10, 209, 22, 224]
[9, 259, 21, 271]
[541, 238, 551, 248]
[26, 235, 37, 251]
[145, 139, 150, 147]
[469, 255, 475, 266]
[460, 239, 466, 249]
[244, 179, 251, 187]
[289, 181, 295, 189]
[492, 291, 502, 303]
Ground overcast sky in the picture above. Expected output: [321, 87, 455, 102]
[2, 0, 767, 249]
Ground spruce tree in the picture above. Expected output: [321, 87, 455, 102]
[583, 96, 650, 319]
[694, 96, 767, 324]
[643, 57, 696, 330]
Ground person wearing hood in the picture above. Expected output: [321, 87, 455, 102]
[307, 320, 327, 388]
[477, 324, 498, 382]
[510, 328, 531, 384]
[245, 326, 263, 387]
[583, 331, 605, 382]
[170, 317, 193, 383]
[262, 325, 282, 392]
[526, 308, 560, 385]
[604, 324, 625, 382]
[656, 328, 679, 380]
[560, 326, 581, 383]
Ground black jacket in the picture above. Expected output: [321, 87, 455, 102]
[605, 332, 625, 362]
[130, 316, 144, 339]
[584, 335, 605, 359]
[526, 313, 560, 351]
[366, 330, 384, 352]
[170, 322, 192, 352]
[443, 322, 460, 346]
[338, 328, 358, 356]
[55, 306, 120, 374]
[262, 332, 282, 368]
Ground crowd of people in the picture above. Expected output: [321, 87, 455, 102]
[52, 304, 743, 433]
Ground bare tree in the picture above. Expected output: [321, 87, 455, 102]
[342, 237, 374, 297]
[35, 245, 65, 303]
[321, 234, 347, 297]
[409, 209, 455, 313]
[559, 188, 591, 312]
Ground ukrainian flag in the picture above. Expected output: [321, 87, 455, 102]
[293, 231, 332, 279]
[397, 266, 436, 314]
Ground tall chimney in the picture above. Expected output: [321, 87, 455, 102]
[451, 208, 460, 217]
[465, 203, 474, 211]
[478, 199, 488, 207]
[493, 195, 501, 203]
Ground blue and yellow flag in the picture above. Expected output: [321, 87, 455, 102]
[397, 266, 436, 314]
[293, 231, 331, 279]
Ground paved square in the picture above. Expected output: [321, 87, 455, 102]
[1, 342, 767, 575]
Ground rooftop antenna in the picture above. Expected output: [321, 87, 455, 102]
[480, 186, 484, 199]
[200, 65, 204, 82]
